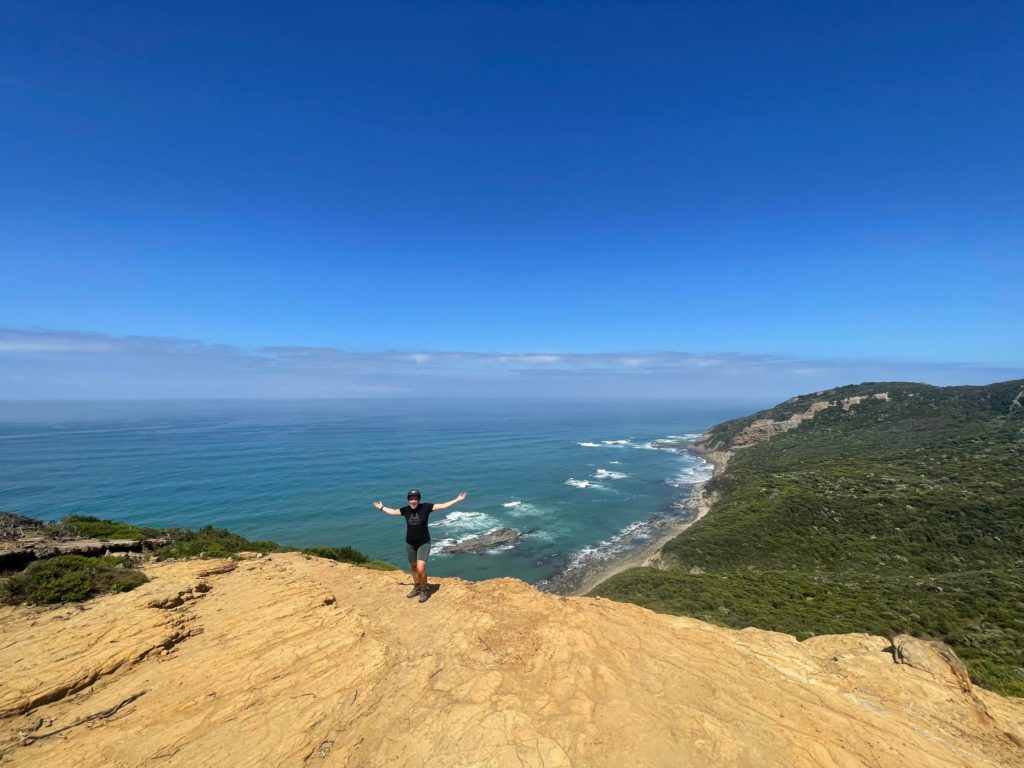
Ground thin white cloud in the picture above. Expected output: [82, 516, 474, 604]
[0, 328, 1020, 400]
[0, 330, 119, 353]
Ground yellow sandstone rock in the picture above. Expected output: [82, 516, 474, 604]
[1, 552, 1022, 767]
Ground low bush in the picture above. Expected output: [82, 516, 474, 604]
[153, 525, 283, 560]
[359, 560, 399, 571]
[56, 515, 159, 541]
[0, 555, 147, 605]
[302, 546, 369, 564]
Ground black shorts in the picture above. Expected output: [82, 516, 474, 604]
[405, 541, 431, 563]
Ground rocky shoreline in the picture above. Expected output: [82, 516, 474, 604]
[539, 437, 732, 597]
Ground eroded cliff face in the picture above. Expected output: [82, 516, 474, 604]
[2, 553, 1022, 767]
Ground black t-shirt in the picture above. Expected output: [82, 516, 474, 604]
[400, 502, 434, 545]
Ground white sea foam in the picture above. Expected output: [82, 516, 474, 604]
[666, 457, 714, 487]
[562, 520, 656, 573]
[500, 499, 546, 517]
[609, 460, 621, 464]
[482, 542, 518, 553]
[431, 537, 458, 553]
[578, 438, 643, 449]
[521, 528, 554, 542]
[431, 509, 498, 531]
[564, 477, 605, 489]
[593, 468, 629, 480]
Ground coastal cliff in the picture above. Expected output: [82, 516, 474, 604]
[593, 379, 1024, 697]
[2, 551, 1023, 767]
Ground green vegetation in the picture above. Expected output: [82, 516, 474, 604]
[592, 379, 1024, 697]
[2, 512, 393, 602]
[152, 528, 394, 568]
[358, 560, 400, 571]
[0, 555, 148, 605]
[51, 515, 160, 541]
[303, 545, 368, 563]
[152, 525, 284, 560]
[303, 548, 399, 570]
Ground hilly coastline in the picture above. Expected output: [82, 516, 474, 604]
[592, 379, 1024, 697]
[2, 379, 1023, 766]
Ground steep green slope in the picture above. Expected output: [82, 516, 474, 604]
[592, 379, 1024, 696]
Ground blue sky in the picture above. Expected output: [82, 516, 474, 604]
[1, 1, 1022, 398]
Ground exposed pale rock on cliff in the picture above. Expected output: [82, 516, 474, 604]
[2, 553, 1022, 767]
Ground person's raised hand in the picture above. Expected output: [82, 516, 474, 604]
[373, 500, 384, 510]
[456, 491, 467, 503]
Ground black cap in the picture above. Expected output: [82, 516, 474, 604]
[407, 489, 421, 499]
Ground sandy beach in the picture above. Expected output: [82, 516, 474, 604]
[538, 440, 731, 597]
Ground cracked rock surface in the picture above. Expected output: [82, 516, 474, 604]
[2, 552, 1022, 767]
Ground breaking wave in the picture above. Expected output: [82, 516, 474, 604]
[431, 509, 498, 532]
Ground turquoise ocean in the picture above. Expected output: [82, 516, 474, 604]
[0, 399, 759, 586]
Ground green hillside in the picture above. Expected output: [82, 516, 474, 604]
[592, 379, 1024, 696]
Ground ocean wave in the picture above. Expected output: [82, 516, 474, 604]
[578, 438, 662, 450]
[561, 520, 657, 573]
[666, 457, 714, 487]
[432, 537, 459, 552]
[520, 528, 554, 542]
[431, 509, 498, 531]
[501, 499, 546, 517]
[481, 542, 518, 553]
[648, 434, 704, 453]
[593, 468, 628, 480]
[565, 478, 605, 490]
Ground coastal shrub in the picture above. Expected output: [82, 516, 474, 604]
[0, 555, 148, 605]
[303, 546, 369, 564]
[151, 526, 377, 566]
[57, 515, 158, 541]
[153, 525, 282, 560]
[359, 560, 399, 571]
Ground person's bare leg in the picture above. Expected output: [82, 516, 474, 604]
[415, 560, 429, 601]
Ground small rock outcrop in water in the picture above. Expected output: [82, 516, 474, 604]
[437, 527, 520, 553]
[1, 553, 1022, 767]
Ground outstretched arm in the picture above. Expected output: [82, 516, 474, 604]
[433, 491, 468, 511]
[373, 500, 402, 516]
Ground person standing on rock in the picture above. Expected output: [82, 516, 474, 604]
[373, 489, 467, 602]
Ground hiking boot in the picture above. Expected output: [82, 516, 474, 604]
[418, 585, 430, 603]
[406, 584, 421, 598]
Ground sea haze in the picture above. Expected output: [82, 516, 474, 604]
[0, 399, 760, 584]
